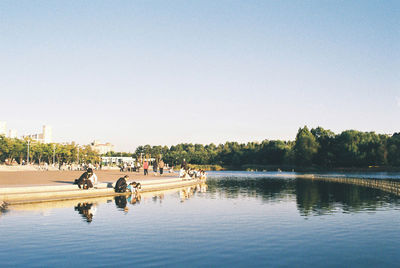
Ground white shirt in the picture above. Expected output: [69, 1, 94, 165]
[88, 173, 98, 184]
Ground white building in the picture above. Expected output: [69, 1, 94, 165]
[101, 156, 135, 165]
[8, 129, 17, 138]
[91, 140, 114, 155]
[22, 125, 53, 143]
[0, 121, 6, 136]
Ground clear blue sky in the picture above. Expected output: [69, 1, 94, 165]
[0, 1, 399, 151]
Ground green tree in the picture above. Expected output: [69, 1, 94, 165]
[294, 126, 319, 166]
[387, 133, 400, 166]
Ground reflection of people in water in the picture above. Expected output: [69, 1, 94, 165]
[179, 186, 195, 202]
[127, 193, 141, 205]
[178, 184, 207, 202]
[74, 203, 96, 223]
[200, 184, 208, 193]
[115, 195, 128, 210]
[152, 194, 164, 203]
[115, 193, 141, 213]
[0, 202, 9, 216]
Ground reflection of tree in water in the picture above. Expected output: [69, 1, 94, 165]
[207, 177, 294, 201]
[74, 203, 95, 223]
[208, 177, 400, 216]
[295, 179, 400, 216]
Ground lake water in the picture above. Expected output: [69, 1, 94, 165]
[1, 171, 400, 267]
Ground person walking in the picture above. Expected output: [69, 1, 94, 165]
[143, 160, 149, 176]
[159, 160, 165, 175]
[153, 160, 158, 175]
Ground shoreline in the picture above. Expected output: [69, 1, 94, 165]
[0, 169, 205, 205]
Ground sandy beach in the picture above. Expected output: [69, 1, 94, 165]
[0, 169, 177, 187]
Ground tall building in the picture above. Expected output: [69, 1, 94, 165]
[8, 129, 17, 138]
[0, 121, 6, 136]
[42, 125, 52, 143]
[22, 125, 53, 143]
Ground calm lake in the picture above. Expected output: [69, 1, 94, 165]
[1, 171, 400, 267]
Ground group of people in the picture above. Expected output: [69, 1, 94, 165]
[119, 162, 141, 172]
[74, 159, 207, 192]
[142, 159, 168, 176]
[118, 159, 173, 176]
[114, 175, 141, 193]
[179, 167, 207, 180]
[74, 168, 98, 189]
[74, 169, 141, 194]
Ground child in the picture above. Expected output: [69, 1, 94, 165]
[127, 181, 141, 193]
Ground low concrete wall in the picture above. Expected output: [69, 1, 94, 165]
[0, 177, 206, 204]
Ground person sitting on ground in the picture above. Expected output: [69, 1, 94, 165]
[127, 181, 141, 193]
[188, 168, 195, 178]
[179, 167, 186, 178]
[200, 170, 207, 180]
[115, 175, 129, 193]
[74, 168, 96, 189]
[179, 168, 192, 180]
[115, 175, 141, 193]
[87, 168, 98, 187]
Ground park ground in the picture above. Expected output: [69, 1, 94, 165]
[0, 168, 176, 187]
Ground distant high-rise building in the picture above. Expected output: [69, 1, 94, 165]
[8, 129, 17, 138]
[0, 121, 6, 136]
[42, 125, 52, 143]
[22, 125, 53, 143]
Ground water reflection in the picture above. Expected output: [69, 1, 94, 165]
[74, 203, 96, 223]
[208, 177, 400, 216]
[152, 193, 164, 204]
[4, 178, 399, 223]
[179, 184, 208, 202]
[295, 179, 400, 216]
[206, 178, 294, 200]
[0, 202, 9, 215]
[114, 193, 141, 213]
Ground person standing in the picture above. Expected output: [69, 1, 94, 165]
[182, 158, 187, 171]
[159, 160, 165, 175]
[143, 160, 149, 176]
[153, 160, 158, 175]
[136, 161, 141, 173]
[130, 162, 135, 172]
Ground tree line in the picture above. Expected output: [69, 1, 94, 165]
[2, 126, 400, 170]
[132, 126, 400, 170]
[0, 136, 100, 165]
